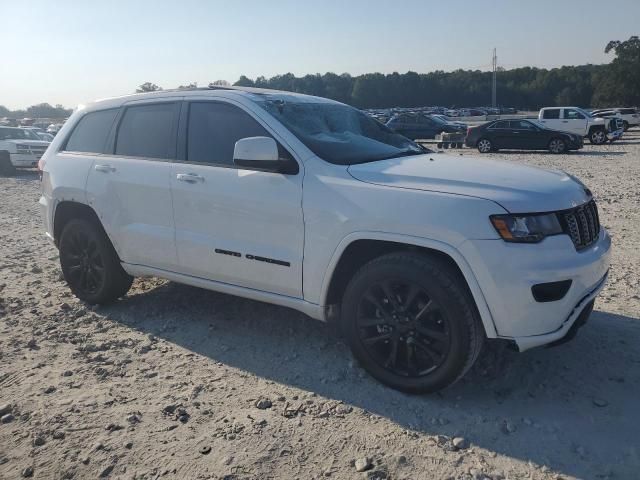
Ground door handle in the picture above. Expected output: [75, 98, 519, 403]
[562, 120, 569, 123]
[176, 173, 205, 183]
[94, 164, 116, 173]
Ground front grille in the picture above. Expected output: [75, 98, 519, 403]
[558, 200, 600, 250]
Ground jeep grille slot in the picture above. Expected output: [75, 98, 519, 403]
[559, 200, 600, 250]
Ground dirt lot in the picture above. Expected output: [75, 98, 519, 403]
[1, 132, 639, 480]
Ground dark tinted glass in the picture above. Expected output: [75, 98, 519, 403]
[115, 103, 177, 159]
[65, 109, 118, 153]
[510, 120, 535, 130]
[542, 109, 560, 119]
[619, 108, 636, 114]
[187, 102, 271, 165]
[491, 121, 510, 129]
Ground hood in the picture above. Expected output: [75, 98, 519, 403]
[4, 139, 50, 147]
[347, 153, 591, 213]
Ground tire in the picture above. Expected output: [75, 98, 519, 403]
[548, 138, 566, 154]
[341, 252, 484, 393]
[477, 138, 492, 153]
[589, 128, 606, 145]
[0, 151, 16, 177]
[623, 121, 629, 132]
[59, 218, 133, 304]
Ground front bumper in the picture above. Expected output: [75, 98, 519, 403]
[459, 228, 611, 350]
[10, 153, 40, 168]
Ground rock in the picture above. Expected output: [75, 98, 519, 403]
[26, 338, 38, 349]
[592, 397, 609, 407]
[124, 441, 133, 449]
[44, 386, 56, 394]
[22, 466, 34, 478]
[501, 420, 517, 434]
[99, 465, 114, 477]
[93, 441, 105, 451]
[452, 437, 469, 450]
[334, 404, 353, 415]
[0, 404, 11, 416]
[255, 398, 272, 410]
[52, 430, 66, 440]
[61, 370, 74, 377]
[366, 469, 388, 480]
[31, 266, 43, 274]
[1, 413, 14, 424]
[355, 457, 372, 472]
[199, 445, 212, 455]
[33, 435, 46, 447]
[126, 413, 141, 424]
[162, 404, 178, 415]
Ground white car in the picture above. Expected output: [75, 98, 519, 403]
[39, 87, 611, 393]
[0, 126, 50, 168]
[538, 106, 623, 144]
[591, 108, 639, 131]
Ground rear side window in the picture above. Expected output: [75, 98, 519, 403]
[64, 109, 118, 153]
[187, 102, 272, 166]
[490, 121, 510, 129]
[542, 109, 560, 119]
[115, 103, 178, 159]
[510, 120, 535, 130]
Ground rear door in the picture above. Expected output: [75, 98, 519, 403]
[170, 99, 304, 298]
[562, 108, 588, 135]
[538, 108, 563, 131]
[486, 120, 513, 148]
[85, 100, 180, 271]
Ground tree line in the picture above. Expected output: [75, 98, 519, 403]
[2, 37, 637, 117]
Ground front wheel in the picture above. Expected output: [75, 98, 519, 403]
[59, 218, 133, 304]
[589, 129, 606, 145]
[548, 138, 566, 154]
[341, 253, 484, 393]
[477, 138, 493, 153]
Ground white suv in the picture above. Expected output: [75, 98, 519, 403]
[40, 87, 611, 393]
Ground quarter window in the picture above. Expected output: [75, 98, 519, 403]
[64, 109, 118, 153]
[187, 102, 273, 166]
[115, 103, 178, 159]
[542, 109, 561, 119]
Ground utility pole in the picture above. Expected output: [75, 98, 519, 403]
[491, 48, 497, 108]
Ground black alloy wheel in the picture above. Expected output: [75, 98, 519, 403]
[356, 279, 451, 378]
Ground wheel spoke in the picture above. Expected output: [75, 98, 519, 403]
[406, 342, 418, 377]
[363, 292, 392, 319]
[413, 338, 442, 364]
[385, 337, 399, 368]
[362, 332, 392, 345]
[414, 299, 435, 321]
[416, 324, 448, 343]
[380, 281, 401, 311]
[358, 317, 388, 328]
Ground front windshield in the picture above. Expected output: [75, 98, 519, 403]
[256, 99, 426, 165]
[0, 127, 30, 140]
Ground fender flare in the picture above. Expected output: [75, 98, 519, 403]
[319, 231, 498, 339]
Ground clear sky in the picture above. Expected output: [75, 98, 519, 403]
[2, 0, 639, 109]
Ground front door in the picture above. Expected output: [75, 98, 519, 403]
[562, 108, 587, 135]
[170, 100, 304, 298]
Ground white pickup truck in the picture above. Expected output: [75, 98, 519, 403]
[538, 107, 624, 145]
[0, 126, 50, 170]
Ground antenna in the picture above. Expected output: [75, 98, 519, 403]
[492, 48, 497, 108]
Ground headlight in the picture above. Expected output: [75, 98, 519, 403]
[490, 213, 562, 243]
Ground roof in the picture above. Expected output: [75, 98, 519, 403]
[85, 85, 341, 112]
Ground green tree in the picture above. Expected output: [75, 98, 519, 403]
[593, 36, 640, 106]
[136, 82, 162, 93]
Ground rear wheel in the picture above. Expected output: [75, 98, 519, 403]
[59, 218, 133, 304]
[548, 138, 566, 154]
[477, 138, 493, 153]
[589, 129, 606, 145]
[341, 253, 484, 393]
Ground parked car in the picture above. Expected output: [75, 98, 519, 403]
[591, 108, 639, 131]
[0, 126, 50, 168]
[538, 107, 623, 145]
[386, 113, 466, 140]
[430, 114, 468, 128]
[40, 87, 610, 393]
[465, 119, 583, 153]
[20, 126, 55, 142]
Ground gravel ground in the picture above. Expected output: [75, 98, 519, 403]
[1, 132, 639, 480]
